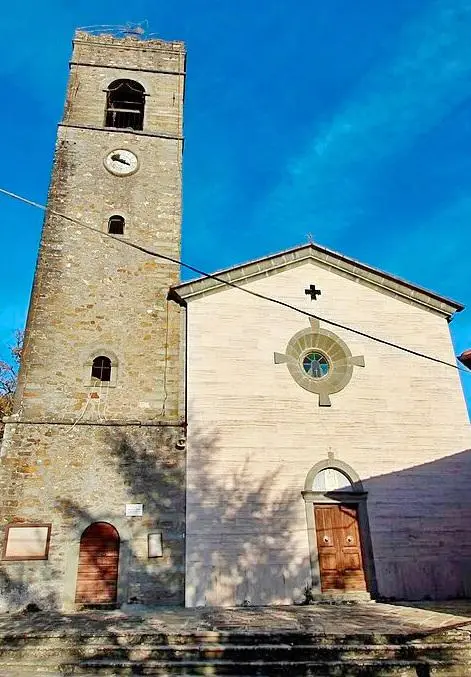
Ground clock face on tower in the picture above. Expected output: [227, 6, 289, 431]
[104, 149, 139, 176]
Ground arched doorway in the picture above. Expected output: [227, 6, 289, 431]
[302, 457, 376, 597]
[75, 522, 120, 605]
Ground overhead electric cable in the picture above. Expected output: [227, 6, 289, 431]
[0, 186, 469, 375]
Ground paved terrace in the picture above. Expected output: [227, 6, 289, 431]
[1, 601, 471, 637]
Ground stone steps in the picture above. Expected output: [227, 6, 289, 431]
[0, 628, 466, 646]
[0, 658, 467, 676]
[1, 641, 470, 662]
[0, 628, 470, 675]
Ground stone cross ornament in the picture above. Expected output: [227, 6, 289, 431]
[305, 284, 321, 301]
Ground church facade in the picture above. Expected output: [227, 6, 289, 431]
[0, 31, 470, 611]
[173, 247, 471, 605]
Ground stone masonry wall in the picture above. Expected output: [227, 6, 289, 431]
[0, 422, 185, 610]
[65, 66, 184, 138]
[72, 31, 185, 74]
[15, 126, 183, 422]
[0, 32, 186, 610]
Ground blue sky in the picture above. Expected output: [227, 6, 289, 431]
[0, 0, 470, 410]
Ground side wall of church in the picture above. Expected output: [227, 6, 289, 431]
[185, 260, 471, 605]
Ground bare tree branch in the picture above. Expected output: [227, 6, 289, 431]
[0, 330, 23, 438]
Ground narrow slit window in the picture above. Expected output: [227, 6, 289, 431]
[108, 215, 125, 235]
[91, 356, 112, 382]
[105, 79, 145, 131]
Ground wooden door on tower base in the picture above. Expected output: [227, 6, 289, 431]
[314, 504, 367, 592]
[75, 522, 119, 605]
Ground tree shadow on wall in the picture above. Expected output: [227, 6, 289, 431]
[184, 426, 311, 608]
[0, 564, 59, 614]
[52, 438, 182, 607]
[3, 439, 471, 671]
[0, 426, 313, 670]
[0, 422, 309, 616]
[104, 426, 186, 606]
[0, 565, 64, 663]
[57, 424, 309, 610]
[361, 447, 471, 602]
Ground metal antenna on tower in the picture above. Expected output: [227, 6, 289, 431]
[123, 25, 145, 36]
[77, 21, 149, 38]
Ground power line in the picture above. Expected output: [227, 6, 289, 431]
[0, 186, 469, 375]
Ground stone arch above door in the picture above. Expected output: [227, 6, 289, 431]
[304, 457, 364, 493]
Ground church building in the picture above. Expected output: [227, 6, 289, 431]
[0, 30, 470, 611]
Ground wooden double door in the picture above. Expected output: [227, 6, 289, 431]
[75, 522, 120, 605]
[315, 504, 367, 592]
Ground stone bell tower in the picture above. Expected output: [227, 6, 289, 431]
[0, 31, 186, 610]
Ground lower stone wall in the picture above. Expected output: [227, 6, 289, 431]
[0, 421, 185, 611]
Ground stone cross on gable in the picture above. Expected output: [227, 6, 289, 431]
[305, 284, 321, 301]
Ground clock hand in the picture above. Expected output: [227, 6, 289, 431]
[110, 153, 130, 166]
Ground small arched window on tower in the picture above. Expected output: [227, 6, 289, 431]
[105, 79, 145, 131]
[91, 356, 112, 383]
[108, 215, 125, 235]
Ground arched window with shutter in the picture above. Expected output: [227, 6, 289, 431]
[84, 350, 119, 387]
[91, 356, 112, 382]
[108, 215, 125, 235]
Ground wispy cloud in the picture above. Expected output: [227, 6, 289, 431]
[380, 193, 471, 293]
[252, 0, 471, 242]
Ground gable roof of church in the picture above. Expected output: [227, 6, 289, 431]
[170, 243, 464, 319]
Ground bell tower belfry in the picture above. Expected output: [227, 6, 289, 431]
[0, 31, 186, 610]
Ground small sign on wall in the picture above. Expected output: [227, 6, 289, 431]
[148, 532, 163, 558]
[2, 524, 52, 561]
[125, 503, 143, 517]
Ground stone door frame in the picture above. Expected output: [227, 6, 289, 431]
[301, 457, 377, 598]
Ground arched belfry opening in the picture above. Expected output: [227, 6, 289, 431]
[75, 522, 120, 605]
[105, 79, 145, 130]
[302, 456, 376, 598]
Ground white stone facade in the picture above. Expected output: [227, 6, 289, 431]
[181, 255, 471, 606]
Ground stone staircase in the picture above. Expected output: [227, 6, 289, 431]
[0, 626, 471, 676]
